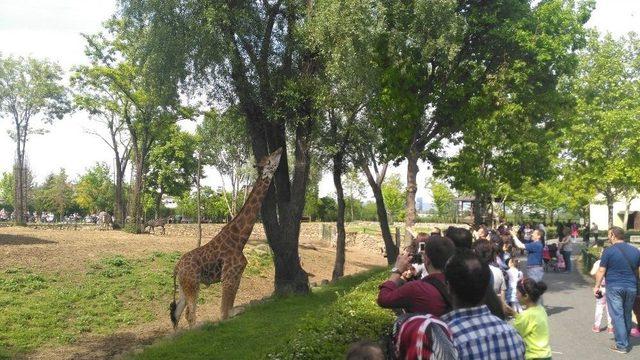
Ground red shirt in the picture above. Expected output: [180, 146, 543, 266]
[377, 273, 448, 316]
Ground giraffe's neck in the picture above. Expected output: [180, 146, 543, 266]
[217, 175, 272, 248]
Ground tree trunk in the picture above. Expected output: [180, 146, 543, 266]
[362, 162, 397, 265]
[473, 190, 490, 225]
[128, 151, 145, 233]
[606, 195, 614, 229]
[405, 151, 418, 244]
[154, 190, 163, 219]
[13, 124, 26, 225]
[197, 152, 202, 247]
[114, 166, 125, 228]
[332, 151, 346, 281]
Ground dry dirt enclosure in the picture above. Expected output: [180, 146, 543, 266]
[0, 223, 387, 359]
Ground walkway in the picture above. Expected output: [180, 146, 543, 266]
[540, 248, 640, 358]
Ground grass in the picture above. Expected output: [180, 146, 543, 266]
[0, 250, 274, 358]
[128, 268, 392, 360]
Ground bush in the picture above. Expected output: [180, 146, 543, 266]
[267, 272, 394, 359]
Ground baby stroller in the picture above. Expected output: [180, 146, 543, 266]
[543, 243, 561, 272]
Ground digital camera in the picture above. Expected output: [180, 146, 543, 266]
[411, 242, 426, 265]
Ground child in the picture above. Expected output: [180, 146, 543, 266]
[512, 278, 552, 359]
[590, 255, 612, 333]
[506, 258, 523, 313]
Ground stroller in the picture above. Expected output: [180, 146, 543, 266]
[543, 243, 562, 272]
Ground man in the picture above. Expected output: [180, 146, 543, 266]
[445, 226, 472, 250]
[511, 228, 545, 282]
[377, 236, 455, 316]
[446, 226, 505, 319]
[442, 250, 525, 359]
[593, 227, 640, 354]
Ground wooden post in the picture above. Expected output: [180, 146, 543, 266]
[196, 151, 202, 247]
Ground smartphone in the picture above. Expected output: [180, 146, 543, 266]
[418, 242, 426, 252]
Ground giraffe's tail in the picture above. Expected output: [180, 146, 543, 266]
[170, 269, 178, 330]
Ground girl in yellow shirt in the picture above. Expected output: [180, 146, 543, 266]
[513, 278, 552, 359]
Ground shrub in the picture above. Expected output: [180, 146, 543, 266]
[267, 272, 394, 359]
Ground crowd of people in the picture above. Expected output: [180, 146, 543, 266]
[346, 223, 640, 360]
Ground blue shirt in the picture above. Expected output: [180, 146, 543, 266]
[441, 305, 525, 360]
[525, 241, 543, 266]
[600, 242, 640, 289]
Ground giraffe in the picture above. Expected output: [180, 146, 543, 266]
[170, 147, 283, 329]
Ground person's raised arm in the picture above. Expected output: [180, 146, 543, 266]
[510, 229, 525, 249]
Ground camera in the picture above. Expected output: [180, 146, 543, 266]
[411, 242, 426, 265]
[595, 290, 603, 299]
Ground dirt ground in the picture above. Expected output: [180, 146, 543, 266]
[0, 223, 388, 360]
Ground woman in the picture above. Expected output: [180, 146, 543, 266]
[558, 227, 573, 273]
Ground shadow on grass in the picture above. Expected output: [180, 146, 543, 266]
[0, 234, 57, 246]
[127, 268, 387, 360]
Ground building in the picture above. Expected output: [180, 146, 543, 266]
[589, 196, 640, 231]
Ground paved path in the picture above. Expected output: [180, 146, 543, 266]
[536, 248, 640, 358]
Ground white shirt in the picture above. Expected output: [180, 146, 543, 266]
[506, 267, 523, 301]
[489, 264, 506, 295]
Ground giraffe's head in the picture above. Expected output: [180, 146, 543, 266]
[257, 147, 283, 180]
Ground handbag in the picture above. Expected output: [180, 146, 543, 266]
[612, 244, 640, 294]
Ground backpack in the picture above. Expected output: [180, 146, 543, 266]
[395, 314, 458, 360]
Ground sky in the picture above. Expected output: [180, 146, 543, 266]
[1, 0, 639, 203]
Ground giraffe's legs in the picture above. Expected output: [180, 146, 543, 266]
[171, 288, 187, 329]
[184, 290, 198, 328]
[221, 259, 247, 320]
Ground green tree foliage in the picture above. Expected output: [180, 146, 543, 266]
[430, 180, 455, 219]
[71, 55, 133, 226]
[0, 55, 70, 224]
[33, 170, 76, 220]
[120, 0, 320, 293]
[75, 163, 115, 213]
[80, 19, 191, 232]
[381, 174, 406, 223]
[303, 162, 323, 221]
[565, 32, 640, 227]
[146, 125, 197, 217]
[0, 172, 14, 209]
[176, 187, 228, 223]
[197, 107, 253, 218]
[317, 196, 338, 222]
[435, 0, 593, 224]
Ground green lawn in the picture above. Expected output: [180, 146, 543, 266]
[0, 250, 273, 358]
[129, 268, 393, 360]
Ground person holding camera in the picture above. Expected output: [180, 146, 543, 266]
[377, 236, 456, 316]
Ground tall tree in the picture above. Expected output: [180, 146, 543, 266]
[0, 55, 69, 224]
[146, 125, 198, 218]
[121, 0, 322, 294]
[0, 172, 14, 210]
[565, 33, 640, 228]
[75, 163, 115, 213]
[81, 20, 190, 232]
[435, 0, 593, 225]
[197, 107, 253, 218]
[33, 169, 75, 221]
[71, 59, 132, 227]
[343, 169, 366, 222]
[429, 179, 455, 219]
